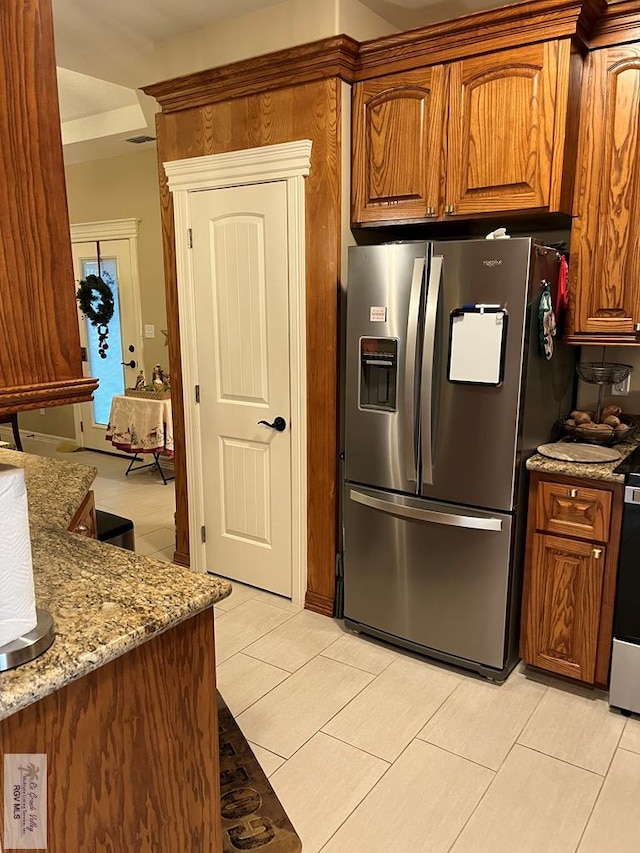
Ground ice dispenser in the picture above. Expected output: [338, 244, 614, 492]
[359, 337, 398, 412]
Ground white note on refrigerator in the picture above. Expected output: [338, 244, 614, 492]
[448, 309, 507, 385]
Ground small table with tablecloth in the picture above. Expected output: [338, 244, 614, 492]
[105, 394, 174, 484]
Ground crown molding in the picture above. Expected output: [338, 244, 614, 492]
[142, 35, 359, 113]
[142, 1, 631, 114]
[70, 218, 139, 242]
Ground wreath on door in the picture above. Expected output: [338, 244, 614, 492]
[76, 273, 115, 359]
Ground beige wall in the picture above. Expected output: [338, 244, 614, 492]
[65, 146, 166, 376]
[155, 0, 396, 80]
[577, 346, 640, 416]
[20, 146, 166, 440]
[339, 0, 398, 40]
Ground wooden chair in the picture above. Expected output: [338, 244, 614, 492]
[0, 413, 23, 451]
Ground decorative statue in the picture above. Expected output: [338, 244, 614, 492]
[134, 370, 146, 390]
[152, 364, 165, 387]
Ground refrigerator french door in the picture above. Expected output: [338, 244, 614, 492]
[343, 238, 558, 680]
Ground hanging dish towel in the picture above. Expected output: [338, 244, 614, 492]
[539, 281, 556, 360]
[555, 255, 569, 318]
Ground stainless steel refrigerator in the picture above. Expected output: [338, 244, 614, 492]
[343, 238, 574, 680]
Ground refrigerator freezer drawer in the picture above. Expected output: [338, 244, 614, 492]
[344, 485, 514, 670]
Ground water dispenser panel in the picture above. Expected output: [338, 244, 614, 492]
[359, 337, 398, 412]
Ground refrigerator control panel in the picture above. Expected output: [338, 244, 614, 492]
[359, 337, 397, 412]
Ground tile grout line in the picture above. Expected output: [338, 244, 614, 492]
[571, 713, 631, 853]
[512, 741, 614, 778]
[441, 679, 556, 853]
[231, 651, 377, 759]
[316, 731, 428, 852]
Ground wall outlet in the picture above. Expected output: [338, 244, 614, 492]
[39, 408, 45, 415]
[144, 324, 155, 339]
[612, 375, 631, 396]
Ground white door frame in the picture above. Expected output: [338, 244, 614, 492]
[164, 140, 311, 605]
[69, 218, 144, 447]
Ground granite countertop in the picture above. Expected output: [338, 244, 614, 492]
[0, 449, 231, 721]
[526, 434, 640, 483]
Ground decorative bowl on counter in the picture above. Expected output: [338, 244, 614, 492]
[562, 408, 637, 445]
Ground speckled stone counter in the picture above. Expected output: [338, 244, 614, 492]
[0, 449, 231, 721]
[526, 435, 640, 483]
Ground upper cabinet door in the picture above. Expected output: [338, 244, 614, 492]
[570, 47, 640, 338]
[352, 66, 447, 225]
[446, 42, 566, 217]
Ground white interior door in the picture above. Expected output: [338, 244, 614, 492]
[72, 239, 142, 451]
[190, 181, 292, 596]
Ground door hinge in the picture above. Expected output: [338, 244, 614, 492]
[80, 346, 87, 362]
[195, 384, 200, 403]
[80, 420, 84, 433]
[201, 525, 206, 543]
[187, 228, 193, 248]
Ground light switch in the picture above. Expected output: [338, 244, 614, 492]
[144, 325, 155, 339]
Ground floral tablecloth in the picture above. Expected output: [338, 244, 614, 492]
[105, 395, 174, 458]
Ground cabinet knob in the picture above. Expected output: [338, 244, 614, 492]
[76, 522, 89, 534]
[592, 547, 602, 560]
[569, 488, 578, 498]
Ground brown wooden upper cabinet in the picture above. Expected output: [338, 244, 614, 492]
[352, 40, 576, 226]
[568, 46, 640, 340]
[352, 66, 447, 224]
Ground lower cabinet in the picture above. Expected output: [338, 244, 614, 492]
[520, 473, 623, 688]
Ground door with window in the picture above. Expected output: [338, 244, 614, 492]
[72, 239, 143, 451]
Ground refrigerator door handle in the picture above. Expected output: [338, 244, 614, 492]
[349, 489, 503, 531]
[404, 256, 425, 483]
[421, 255, 443, 487]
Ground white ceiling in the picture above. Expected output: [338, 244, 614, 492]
[51, 0, 509, 163]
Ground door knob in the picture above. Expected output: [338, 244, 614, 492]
[258, 416, 287, 432]
[121, 360, 136, 368]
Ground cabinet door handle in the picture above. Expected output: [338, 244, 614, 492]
[569, 488, 578, 498]
[592, 547, 602, 559]
[76, 522, 89, 534]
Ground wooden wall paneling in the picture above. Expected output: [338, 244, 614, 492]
[0, 609, 221, 853]
[156, 120, 190, 565]
[155, 80, 341, 612]
[0, 0, 96, 408]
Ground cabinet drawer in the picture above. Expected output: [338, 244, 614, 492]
[536, 482, 611, 542]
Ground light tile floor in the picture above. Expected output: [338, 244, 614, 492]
[22, 437, 640, 852]
[21, 436, 177, 562]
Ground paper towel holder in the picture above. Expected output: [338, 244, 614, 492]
[0, 609, 55, 672]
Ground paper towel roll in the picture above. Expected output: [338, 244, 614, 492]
[0, 464, 37, 647]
